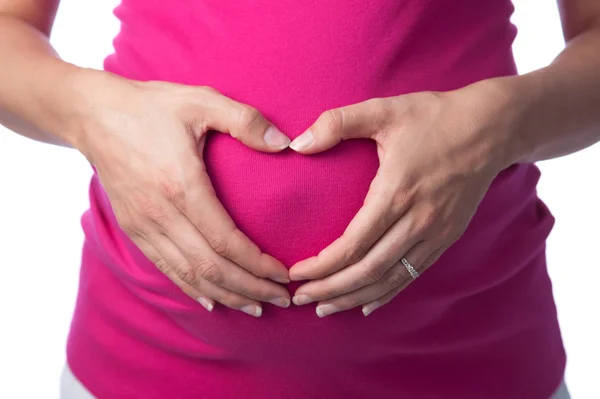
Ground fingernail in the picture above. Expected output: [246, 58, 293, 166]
[289, 130, 314, 152]
[292, 294, 313, 306]
[241, 305, 262, 317]
[316, 304, 338, 318]
[362, 301, 381, 317]
[197, 296, 213, 312]
[264, 126, 291, 149]
[269, 297, 291, 308]
[273, 277, 290, 284]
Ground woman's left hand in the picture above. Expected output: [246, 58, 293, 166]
[288, 83, 515, 317]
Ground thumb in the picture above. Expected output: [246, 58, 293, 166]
[229, 104, 291, 152]
[289, 99, 387, 154]
[201, 89, 291, 152]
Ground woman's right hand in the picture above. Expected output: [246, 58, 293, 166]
[69, 72, 292, 317]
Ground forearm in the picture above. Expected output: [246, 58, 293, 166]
[492, 26, 600, 166]
[0, 14, 100, 147]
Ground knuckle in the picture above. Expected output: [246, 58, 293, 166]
[141, 202, 168, 227]
[421, 206, 438, 228]
[363, 263, 385, 284]
[369, 98, 393, 128]
[387, 269, 407, 289]
[414, 206, 438, 235]
[159, 180, 186, 207]
[206, 233, 231, 257]
[402, 98, 421, 122]
[346, 242, 369, 264]
[322, 108, 344, 134]
[176, 263, 198, 286]
[379, 99, 395, 123]
[195, 257, 224, 285]
[153, 257, 170, 274]
[390, 190, 412, 217]
[237, 105, 262, 134]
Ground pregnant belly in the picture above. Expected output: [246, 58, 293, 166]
[89, 131, 438, 360]
[87, 112, 551, 364]
[203, 132, 379, 267]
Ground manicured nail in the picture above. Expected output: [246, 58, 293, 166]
[264, 126, 291, 149]
[316, 304, 338, 318]
[269, 297, 291, 308]
[197, 296, 213, 312]
[289, 130, 314, 152]
[241, 305, 262, 317]
[362, 301, 381, 317]
[292, 295, 313, 306]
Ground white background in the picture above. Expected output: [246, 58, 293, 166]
[0, 1, 599, 397]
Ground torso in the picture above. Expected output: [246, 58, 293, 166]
[66, 1, 566, 397]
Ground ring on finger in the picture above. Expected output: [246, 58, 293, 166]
[401, 257, 419, 279]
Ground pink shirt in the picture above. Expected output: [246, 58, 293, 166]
[67, 0, 566, 397]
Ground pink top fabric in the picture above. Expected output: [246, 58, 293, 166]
[67, 0, 566, 397]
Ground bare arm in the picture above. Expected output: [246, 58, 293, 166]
[285, 0, 600, 315]
[0, 0, 293, 315]
[0, 0, 83, 146]
[490, 0, 600, 166]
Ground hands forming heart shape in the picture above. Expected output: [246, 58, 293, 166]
[78, 75, 509, 318]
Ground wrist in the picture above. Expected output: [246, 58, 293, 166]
[457, 76, 540, 172]
[45, 66, 120, 148]
[45, 65, 142, 157]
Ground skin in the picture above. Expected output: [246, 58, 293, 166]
[0, 0, 294, 317]
[288, 0, 600, 317]
[1, 0, 599, 319]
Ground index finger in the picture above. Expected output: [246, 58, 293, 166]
[179, 165, 290, 283]
[289, 177, 399, 281]
[290, 98, 391, 155]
